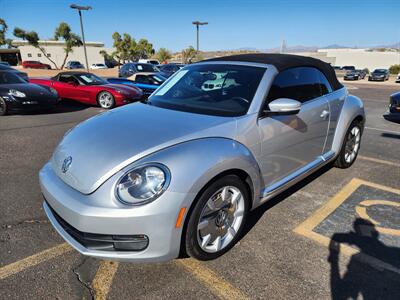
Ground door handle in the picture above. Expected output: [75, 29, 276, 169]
[320, 110, 329, 119]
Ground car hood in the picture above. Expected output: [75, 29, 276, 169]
[0, 83, 53, 98]
[51, 103, 237, 194]
[104, 83, 142, 94]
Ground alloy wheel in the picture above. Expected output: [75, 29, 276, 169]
[98, 92, 114, 109]
[197, 186, 245, 253]
[344, 126, 361, 163]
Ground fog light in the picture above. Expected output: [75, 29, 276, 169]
[22, 101, 38, 105]
[113, 235, 149, 251]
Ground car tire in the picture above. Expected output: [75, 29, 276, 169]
[184, 174, 249, 261]
[0, 97, 8, 116]
[334, 120, 362, 169]
[97, 91, 115, 109]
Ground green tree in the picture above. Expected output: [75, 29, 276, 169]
[136, 38, 154, 59]
[389, 64, 400, 75]
[181, 46, 197, 64]
[54, 22, 82, 69]
[155, 48, 172, 63]
[0, 18, 13, 48]
[111, 32, 155, 64]
[13, 27, 59, 69]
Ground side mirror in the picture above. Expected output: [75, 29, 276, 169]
[265, 98, 301, 115]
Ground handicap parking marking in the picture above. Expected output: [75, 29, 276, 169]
[294, 178, 400, 274]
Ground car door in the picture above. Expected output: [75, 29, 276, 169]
[53, 74, 85, 100]
[257, 67, 330, 191]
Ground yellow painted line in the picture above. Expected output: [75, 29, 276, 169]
[91, 260, 120, 300]
[358, 155, 400, 168]
[176, 259, 249, 300]
[294, 178, 400, 275]
[0, 243, 72, 280]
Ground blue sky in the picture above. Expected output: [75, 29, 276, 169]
[1, 0, 399, 51]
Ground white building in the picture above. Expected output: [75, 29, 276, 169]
[8, 40, 114, 68]
[298, 48, 400, 70]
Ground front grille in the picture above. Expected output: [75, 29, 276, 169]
[47, 201, 149, 251]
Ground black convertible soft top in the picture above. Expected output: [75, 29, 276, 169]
[202, 53, 343, 91]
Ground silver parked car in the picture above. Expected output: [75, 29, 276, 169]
[40, 54, 365, 262]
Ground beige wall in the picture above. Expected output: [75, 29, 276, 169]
[17, 43, 114, 69]
[318, 48, 400, 70]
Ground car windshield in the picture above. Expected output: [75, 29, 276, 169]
[75, 73, 108, 85]
[0, 71, 27, 84]
[148, 64, 266, 117]
[373, 69, 386, 73]
[136, 64, 159, 72]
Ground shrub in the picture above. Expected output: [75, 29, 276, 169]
[389, 64, 400, 74]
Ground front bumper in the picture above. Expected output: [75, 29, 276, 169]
[5, 97, 59, 112]
[369, 77, 385, 81]
[40, 162, 190, 262]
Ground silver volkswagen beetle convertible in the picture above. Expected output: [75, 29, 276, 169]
[40, 54, 365, 262]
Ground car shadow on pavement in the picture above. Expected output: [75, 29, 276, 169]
[328, 219, 400, 299]
[381, 132, 400, 140]
[241, 162, 334, 238]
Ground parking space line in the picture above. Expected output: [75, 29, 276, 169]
[364, 126, 400, 135]
[91, 260, 120, 300]
[176, 259, 250, 300]
[358, 155, 400, 168]
[0, 243, 72, 280]
[294, 178, 400, 275]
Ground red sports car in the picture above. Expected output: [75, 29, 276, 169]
[22, 60, 52, 69]
[30, 72, 143, 109]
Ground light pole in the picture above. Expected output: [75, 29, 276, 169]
[192, 21, 208, 52]
[70, 4, 92, 71]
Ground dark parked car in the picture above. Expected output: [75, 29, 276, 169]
[383, 91, 400, 124]
[344, 70, 360, 81]
[0, 71, 59, 115]
[368, 69, 390, 81]
[65, 61, 84, 69]
[343, 69, 367, 81]
[0, 64, 29, 81]
[22, 60, 51, 69]
[118, 63, 159, 78]
[158, 63, 185, 78]
[107, 72, 166, 96]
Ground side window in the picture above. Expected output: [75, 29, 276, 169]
[266, 67, 323, 104]
[315, 69, 332, 95]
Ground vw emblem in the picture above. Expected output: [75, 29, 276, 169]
[61, 156, 72, 173]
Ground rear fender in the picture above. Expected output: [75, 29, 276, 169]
[331, 94, 365, 154]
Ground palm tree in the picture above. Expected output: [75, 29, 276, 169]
[155, 48, 172, 63]
[181, 46, 197, 64]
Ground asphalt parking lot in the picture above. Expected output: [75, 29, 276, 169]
[0, 82, 399, 299]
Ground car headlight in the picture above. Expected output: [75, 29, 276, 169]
[9, 89, 26, 98]
[116, 164, 170, 205]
